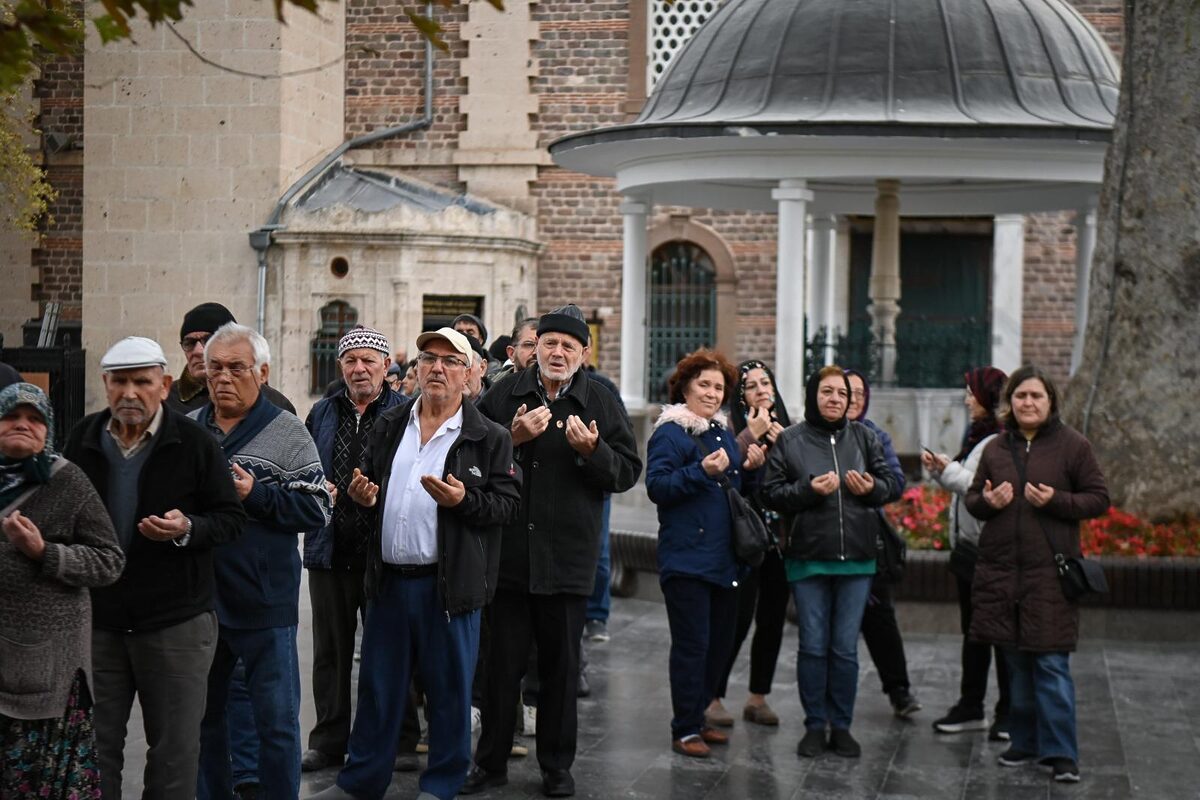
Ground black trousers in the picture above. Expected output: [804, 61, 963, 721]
[860, 575, 912, 696]
[714, 548, 789, 698]
[475, 589, 586, 774]
[956, 575, 1011, 715]
[307, 569, 420, 756]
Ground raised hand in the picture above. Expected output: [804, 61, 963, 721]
[743, 442, 766, 470]
[1024, 481, 1055, 508]
[810, 471, 839, 496]
[511, 403, 552, 446]
[347, 467, 381, 508]
[3, 510, 45, 560]
[138, 509, 190, 542]
[701, 447, 730, 477]
[983, 479, 1014, 509]
[230, 462, 255, 502]
[921, 450, 950, 475]
[565, 415, 599, 456]
[420, 473, 466, 507]
[765, 421, 785, 445]
[843, 469, 876, 496]
[746, 406, 771, 440]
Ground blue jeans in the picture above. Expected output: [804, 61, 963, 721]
[661, 576, 738, 739]
[338, 572, 480, 800]
[1003, 649, 1078, 762]
[227, 660, 259, 787]
[586, 496, 612, 623]
[791, 574, 873, 731]
[198, 626, 301, 800]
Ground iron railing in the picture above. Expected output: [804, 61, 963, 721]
[805, 316, 989, 388]
[1, 347, 87, 448]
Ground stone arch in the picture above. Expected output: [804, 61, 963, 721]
[647, 215, 737, 358]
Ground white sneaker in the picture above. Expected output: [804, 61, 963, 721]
[522, 704, 537, 737]
[471, 705, 482, 733]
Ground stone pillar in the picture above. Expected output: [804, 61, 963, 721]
[991, 214, 1025, 372]
[772, 179, 813, 410]
[868, 179, 901, 384]
[808, 214, 837, 365]
[619, 198, 649, 410]
[831, 218, 851, 336]
[1070, 201, 1098, 375]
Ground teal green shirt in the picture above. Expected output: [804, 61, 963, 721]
[785, 558, 876, 582]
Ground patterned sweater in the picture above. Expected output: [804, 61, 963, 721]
[0, 462, 124, 719]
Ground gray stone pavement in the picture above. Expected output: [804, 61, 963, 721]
[112, 496, 1200, 798]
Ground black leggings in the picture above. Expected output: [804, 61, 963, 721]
[714, 548, 790, 698]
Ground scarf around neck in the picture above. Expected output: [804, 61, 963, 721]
[0, 382, 59, 508]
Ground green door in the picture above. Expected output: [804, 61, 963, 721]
[647, 242, 716, 402]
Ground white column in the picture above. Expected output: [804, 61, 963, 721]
[868, 179, 902, 385]
[991, 214, 1025, 372]
[808, 214, 838, 365]
[773, 179, 813, 411]
[1070, 201, 1098, 375]
[831, 218, 851, 336]
[619, 198, 649, 410]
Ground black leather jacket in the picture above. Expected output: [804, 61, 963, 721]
[760, 421, 898, 562]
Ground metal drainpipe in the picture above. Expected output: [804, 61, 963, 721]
[250, 2, 436, 332]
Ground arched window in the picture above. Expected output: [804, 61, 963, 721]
[648, 241, 716, 402]
[310, 300, 358, 394]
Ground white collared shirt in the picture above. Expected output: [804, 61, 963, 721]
[380, 398, 464, 566]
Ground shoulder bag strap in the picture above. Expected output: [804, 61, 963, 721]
[1006, 433, 1065, 565]
[690, 433, 732, 490]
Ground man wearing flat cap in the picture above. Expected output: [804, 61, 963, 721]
[452, 313, 488, 347]
[300, 326, 413, 773]
[465, 304, 641, 798]
[64, 336, 246, 800]
[168, 301, 295, 415]
[311, 327, 520, 800]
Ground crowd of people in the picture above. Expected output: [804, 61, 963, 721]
[0, 299, 1110, 799]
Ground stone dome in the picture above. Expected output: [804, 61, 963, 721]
[637, 0, 1119, 133]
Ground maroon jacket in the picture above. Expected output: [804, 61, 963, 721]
[965, 419, 1108, 652]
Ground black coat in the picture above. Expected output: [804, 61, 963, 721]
[64, 405, 246, 632]
[361, 397, 522, 615]
[477, 367, 642, 596]
[760, 420, 897, 562]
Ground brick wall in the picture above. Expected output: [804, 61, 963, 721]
[32, 46, 85, 321]
[1022, 211, 1079, 383]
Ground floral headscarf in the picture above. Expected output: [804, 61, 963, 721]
[0, 382, 58, 508]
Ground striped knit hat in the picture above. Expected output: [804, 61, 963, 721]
[337, 325, 391, 358]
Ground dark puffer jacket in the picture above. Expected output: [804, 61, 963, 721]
[761, 421, 897, 562]
[965, 420, 1108, 652]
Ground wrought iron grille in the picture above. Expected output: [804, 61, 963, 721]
[647, 242, 716, 403]
[310, 300, 358, 394]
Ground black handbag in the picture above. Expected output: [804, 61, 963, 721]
[875, 510, 907, 583]
[947, 537, 979, 583]
[693, 436, 771, 568]
[1007, 436, 1108, 601]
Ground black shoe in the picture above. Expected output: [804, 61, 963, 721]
[828, 728, 861, 758]
[988, 714, 1011, 742]
[1049, 758, 1081, 782]
[997, 748, 1036, 767]
[460, 766, 508, 795]
[889, 690, 922, 719]
[541, 768, 576, 797]
[576, 668, 591, 698]
[300, 749, 343, 772]
[796, 728, 827, 758]
[932, 705, 988, 733]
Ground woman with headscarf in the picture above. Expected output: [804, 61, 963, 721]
[844, 369, 921, 719]
[761, 366, 900, 759]
[706, 360, 791, 729]
[923, 366, 1012, 741]
[965, 365, 1107, 783]
[646, 349, 766, 758]
[0, 383, 125, 797]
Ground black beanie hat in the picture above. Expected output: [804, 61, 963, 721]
[181, 302, 236, 340]
[452, 314, 488, 345]
[537, 304, 589, 346]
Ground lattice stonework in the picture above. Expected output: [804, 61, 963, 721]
[649, 0, 720, 86]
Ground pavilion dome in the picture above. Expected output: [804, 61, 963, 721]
[637, 0, 1119, 133]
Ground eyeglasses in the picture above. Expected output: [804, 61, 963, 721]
[515, 340, 537, 350]
[416, 352, 467, 369]
[207, 363, 252, 379]
[181, 334, 211, 350]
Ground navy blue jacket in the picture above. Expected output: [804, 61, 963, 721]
[303, 387, 405, 569]
[646, 405, 751, 588]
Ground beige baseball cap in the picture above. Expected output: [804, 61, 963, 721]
[415, 327, 473, 363]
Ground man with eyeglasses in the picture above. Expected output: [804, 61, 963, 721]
[64, 336, 246, 800]
[311, 327, 520, 800]
[189, 322, 333, 800]
[464, 304, 641, 798]
[167, 302, 295, 415]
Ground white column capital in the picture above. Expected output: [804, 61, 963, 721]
[772, 183, 814, 203]
[619, 198, 649, 216]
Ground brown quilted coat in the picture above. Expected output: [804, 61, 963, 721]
[964, 419, 1109, 652]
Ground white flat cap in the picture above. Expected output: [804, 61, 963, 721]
[101, 336, 169, 372]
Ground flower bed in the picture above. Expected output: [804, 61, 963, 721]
[886, 484, 1200, 558]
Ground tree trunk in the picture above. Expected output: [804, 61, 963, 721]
[1063, 0, 1200, 521]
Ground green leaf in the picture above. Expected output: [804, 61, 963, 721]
[92, 14, 128, 43]
[406, 9, 448, 51]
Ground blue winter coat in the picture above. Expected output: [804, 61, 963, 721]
[646, 405, 752, 588]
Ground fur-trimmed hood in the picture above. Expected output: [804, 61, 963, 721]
[653, 403, 729, 435]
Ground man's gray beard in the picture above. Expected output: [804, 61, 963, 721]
[536, 356, 581, 382]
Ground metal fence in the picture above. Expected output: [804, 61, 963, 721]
[1, 347, 87, 448]
[806, 316, 989, 388]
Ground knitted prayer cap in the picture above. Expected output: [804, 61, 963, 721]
[338, 325, 391, 359]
